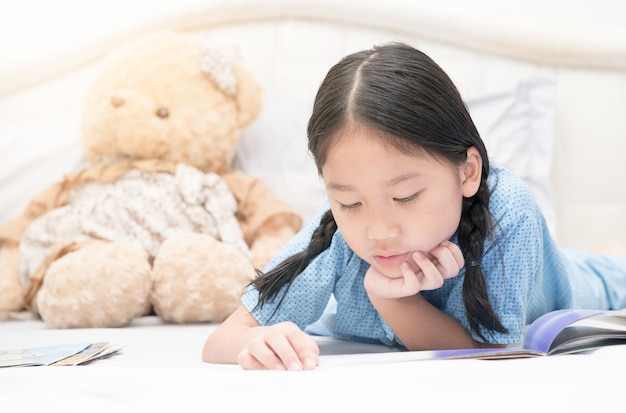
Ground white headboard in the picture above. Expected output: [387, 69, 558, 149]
[1, 0, 625, 250]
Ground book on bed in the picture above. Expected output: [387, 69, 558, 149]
[0, 342, 122, 367]
[321, 308, 626, 365]
[440, 308, 626, 360]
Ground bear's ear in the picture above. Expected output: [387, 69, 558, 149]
[197, 43, 263, 127]
[233, 64, 263, 128]
[198, 44, 239, 96]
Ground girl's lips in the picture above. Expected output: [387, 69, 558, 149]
[374, 253, 409, 268]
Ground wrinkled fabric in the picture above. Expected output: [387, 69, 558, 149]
[17, 163, 250, 288]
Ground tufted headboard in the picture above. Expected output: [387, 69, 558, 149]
[1, 0, 625, 250]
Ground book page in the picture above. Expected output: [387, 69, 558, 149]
[319, 346, 546, 367]
[548, 310, 626, 354]
[50, 342, 123, 366]
[523, 309, 604, 354]
[0, 343, 91, 367]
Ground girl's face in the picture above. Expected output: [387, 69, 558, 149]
[321, 124, 481, 279]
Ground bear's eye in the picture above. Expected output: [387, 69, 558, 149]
[156, 107, 169, 118]
[110, 95, 125, 107]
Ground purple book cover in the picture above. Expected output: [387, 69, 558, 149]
[522, 309, 605, 353]
[320, 308, 622, 366]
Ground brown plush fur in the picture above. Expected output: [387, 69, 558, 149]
[0, 244, 22, 312]
[0, 30, 301, 328]
[151, 234, 255, 323]
[37, 241, 152, 328]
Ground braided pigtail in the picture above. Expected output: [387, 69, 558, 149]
[457, 175, 508, 341]
[300, 43, 510, 341]
[251, 209, 337, 310]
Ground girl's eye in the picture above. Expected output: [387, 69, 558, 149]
[339, 202, 361, 210]
[394, 193, 418, 204]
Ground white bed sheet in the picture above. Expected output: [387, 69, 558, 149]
[1, 316, 625, 412]
[2, 2, 626, 410]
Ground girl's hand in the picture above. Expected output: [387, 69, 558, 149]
[364, 241, 464, 299]
[237, 322, 320, 371]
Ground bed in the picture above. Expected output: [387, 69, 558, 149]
[1, 0, 625, 410]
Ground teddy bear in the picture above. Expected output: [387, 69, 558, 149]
[0, 30, 302, 328]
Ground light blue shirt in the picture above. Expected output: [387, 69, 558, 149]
[242, 165, 626, 346]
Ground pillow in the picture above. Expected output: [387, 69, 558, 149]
[466, 78, 557, 237]
[234, 78, 557, 235]
[0, 117, 87, 224]
[0, 79, 556, 239]
[233, 98, 326, 226]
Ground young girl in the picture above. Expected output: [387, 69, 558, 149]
[202, 42, 626, 370]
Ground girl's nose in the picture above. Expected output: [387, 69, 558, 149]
[365, 209, 400, 240]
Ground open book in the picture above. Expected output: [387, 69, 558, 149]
[0, 342, 122, 367]
[320, 308, 626, 365]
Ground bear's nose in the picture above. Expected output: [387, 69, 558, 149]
[156, 107, 169, 118]
[110, 95, 125, 107]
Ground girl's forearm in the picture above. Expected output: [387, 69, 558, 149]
[202, 306, 321, 370]
[202, 324, 251, 364]
[202, 306, 260, 364]
[368, 293, 479, 350]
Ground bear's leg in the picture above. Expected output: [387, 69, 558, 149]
[151, 233, 255, 323]
[0, 243, 25, 312]
[37, 241, 152, 328]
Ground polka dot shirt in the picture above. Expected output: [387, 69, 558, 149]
[242, 165, 626, 346]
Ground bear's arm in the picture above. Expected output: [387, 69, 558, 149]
[222, 170, 302, 270]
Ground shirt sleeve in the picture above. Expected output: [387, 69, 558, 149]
[241, 202, 337, 329]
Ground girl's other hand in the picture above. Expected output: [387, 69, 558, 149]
[364, 241, 464, 298]
[237, 322, 320, 371]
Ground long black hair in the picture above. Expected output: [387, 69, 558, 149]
[251, 43, 507, 342]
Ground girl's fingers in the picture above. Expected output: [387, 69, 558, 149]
[430, 242, 463, 279]
[239, 323, 320, 371]
[241, 334, 293, 370]
[445, 241, 465, 267]
[398, 261, 422, 294]
[237, 351, 275, 370]
[412, 251, 444, 289]
[287, 331, 320, 370]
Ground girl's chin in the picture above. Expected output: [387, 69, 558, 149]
[373, 259, 419, 279]
[374, 266, 405, 280]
